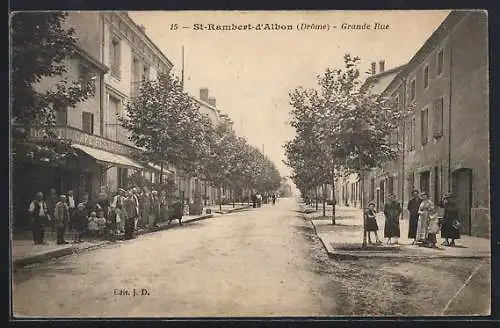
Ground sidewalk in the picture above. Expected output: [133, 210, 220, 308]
[308, 207, 491, 259]
[12, 212, 213, 270]
[12, 203, 253, 269]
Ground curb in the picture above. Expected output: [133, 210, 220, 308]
[224, 205, 252, 214]
[310, 220, 490, 260]
[13, 214, 215, 269]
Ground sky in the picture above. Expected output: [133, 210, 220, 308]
[129, 10, 450, 192]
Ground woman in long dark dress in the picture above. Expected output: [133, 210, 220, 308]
[407, 190, 422, 244]
[384, 194, 402, 244]
[365, 202, 381, 244]
[440, 195, 461, 246]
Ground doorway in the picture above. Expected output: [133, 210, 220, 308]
[452, 168, 473, 235]
[420, 171, 430, 197]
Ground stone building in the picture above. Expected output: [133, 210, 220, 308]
[24, 11, 174, 202]
[360, 11, 489, 237]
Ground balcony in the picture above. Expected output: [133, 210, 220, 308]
[104, 123, 134, 147]
[26, 124, 138, 156]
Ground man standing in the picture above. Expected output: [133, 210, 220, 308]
[46, 188, 58, 234]
[67, 190, 77, 217]
[131, 188, 140, 231]
[123, 191, 138, 240]
[54, 195, 70, 245]
[407, 189, 422, 244]
[28, 192, 49, 245]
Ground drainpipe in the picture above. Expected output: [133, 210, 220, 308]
[100, 14, 106, 137]
[448, 36, 453, 193]
[401, 77, 407, 211]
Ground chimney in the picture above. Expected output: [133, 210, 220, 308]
[379, 60, 385, 73]
[371, 62, 376, 75]
[200, 88, 209, 102]
[138, 24, 146, 33]
[208, 98, 216, 107]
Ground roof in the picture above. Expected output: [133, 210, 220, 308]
[72, 143, 144, 170]
[121, 12, 174, 70]
[380, 10, 467, 95]
[364, 65, 405, 95]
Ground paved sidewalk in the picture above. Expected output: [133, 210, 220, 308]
[308, 207, 491, 259]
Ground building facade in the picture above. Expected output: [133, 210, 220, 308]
[359, 11, 489, 237]
[26, 11, 174, 203]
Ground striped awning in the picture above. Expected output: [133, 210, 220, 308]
[72, 143, 144, 170]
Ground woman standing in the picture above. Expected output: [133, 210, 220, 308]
[416, 192, 438, 247]
[383, 194, 402, 244]
[365, 202, 382, 244]
[407, 190, 422, 244]
[440, 195, 461, 246]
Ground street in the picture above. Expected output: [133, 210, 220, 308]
[12, 198, 490, 317]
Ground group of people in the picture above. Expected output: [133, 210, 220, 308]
[364, 190, 461, 247]
[250, 193, 277, 208]
[28, 186, 174, 245]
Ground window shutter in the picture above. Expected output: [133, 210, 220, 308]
[433, 98, 444, 138]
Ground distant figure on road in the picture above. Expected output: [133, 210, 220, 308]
[383, 194, 402, 245]
[407, 190, 422, 245]
[272, 193, 276, 205]
[28, 192, 49, 245]
[365, 202, 381, 244]
[256, 193, 262, 208]
[251, 193, 257, 208]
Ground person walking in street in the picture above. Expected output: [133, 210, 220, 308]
[251, 193, 257, 208]
[407, 189, 422, 245]
[440, 194, 461, 247]
[416, 192, 438, 247]
[54, 195, 70, 245]
[71, 203, 87, 243]
[365, 202, 382, 244]
[28, 192, 50, 245]
[272, 193, 276, 205]
[383, 194, 402, 244]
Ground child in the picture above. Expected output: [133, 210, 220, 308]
[72, 203, 87, 243]
[87, 211, 99, 237]
[96, 211, 107, 236]
[365, 202, 382, 244]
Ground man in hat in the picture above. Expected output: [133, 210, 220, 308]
[28, 192, 50, 244]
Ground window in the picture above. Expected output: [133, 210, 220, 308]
[433, 97, 444, 138]
[437, 49, 444, 76]
[420, 171, 430, 197]
[423, 65, 429, 90]
[407, 117, 416, 151]
[110, 37, 121, 78]
[82, 112, 94, 134]
[410, 78, 416, 102]
[142, 65, 150, 81]
[421, 108, 428, 145]
[79, 64, 95, 94]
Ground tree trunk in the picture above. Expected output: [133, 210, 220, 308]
[331, 166, 336, 225]
[219, 186, 223, 212]
[160, 162, 163, 185]
[361, 170, 367, 248]
[322, 184, 326, 217]
[315, 188, 318, 210]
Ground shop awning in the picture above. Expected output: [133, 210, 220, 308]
[72, 143, 144, 170]
[147, 162, 174, 174]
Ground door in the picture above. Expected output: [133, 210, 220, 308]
[452, 168, 473, 235]
[420, 171, 430, 197]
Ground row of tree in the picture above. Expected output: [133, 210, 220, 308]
[11, 12, 282, 214]
[121, 73, 282, 207]
[283, 54, 403, 247]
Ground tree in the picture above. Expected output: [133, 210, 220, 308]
[285, 54, 401, 246]
[119, 72, 206, 184]
[11, 12, 96, 165]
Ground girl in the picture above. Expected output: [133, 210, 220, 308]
[365, 202, 382, 244]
